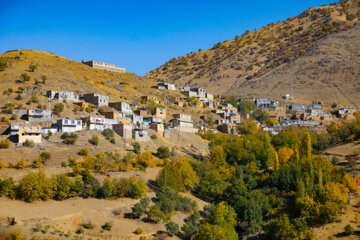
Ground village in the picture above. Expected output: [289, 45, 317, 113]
[1, 60, 357, 147]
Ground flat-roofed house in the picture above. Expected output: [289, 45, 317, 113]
[152, 107, 166, 120]
[338, 108, 356, 120]
[170, 114, 197, 133]
[82, 60, 126, 73]
[109, 101, 133, 114]
[83, 93, 109, 107]
[47, 90, 79, 102]
[133, 129, 150, 141]
[57, 118, 83, 132]
[113, 123, 133, 139]
[11, 123, 42, 144]
[27, 109, 54, 122]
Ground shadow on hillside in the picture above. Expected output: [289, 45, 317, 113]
[334, 230, 360, 238]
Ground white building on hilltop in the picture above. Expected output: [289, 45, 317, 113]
[82, 60, 126, 73]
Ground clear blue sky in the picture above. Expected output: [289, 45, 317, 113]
[0, 0, 335, 75]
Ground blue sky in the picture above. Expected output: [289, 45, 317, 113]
[0, 0, 335, 75]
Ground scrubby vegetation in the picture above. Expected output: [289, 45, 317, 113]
[0, 171, 147, 202]
[153, 125, 360, 239]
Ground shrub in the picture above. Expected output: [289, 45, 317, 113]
[29, 64, 38, 72]
[132, 202, 146, 218]
[0, 139, 11, 149]
[134, 227, 143, 235]
[132, 142, 141, 154]
[40, 151, 51, 163]
[344, 224, 354, 235]
[83, 222, 94, 229]
[110, 138, 115, 144]
[75, 227, 84, 234]
[102, 129, 114, 139]
[102, 222, 112, 231]
[54, 103, 64, 115]
[165, 221, 179, 236]
[79, 148, 89, 156]
[181, 222, 198, 239]
[61, 133, 78, 145]
[52, 174, 73, 200]
[34, 223, 42, 232]
[23, 139, 34, 148]
[90, 135, 99, 145]
[15, 94, 23, 100]
[20, 73, 30, 82]
[17, 171, 53, 202]
[151, 134, 157, 140]
[0, 61, 7, 71]
[156, 146, 170, 159]
[61, 161, 67, 167]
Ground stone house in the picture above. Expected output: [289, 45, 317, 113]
[109, 101, 133, 114]
[47, 90, 79, 102]
[113, 123, 133, 139]
[27, 109, 54, 122]
[83, 93, 109, 107]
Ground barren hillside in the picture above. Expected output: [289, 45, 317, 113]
[149, 0, 360, 106]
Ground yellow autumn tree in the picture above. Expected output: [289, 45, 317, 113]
[277, 147, 294, 164]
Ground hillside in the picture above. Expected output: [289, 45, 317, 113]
[149, 0, 360, 106]
[0, 49, 153, 105]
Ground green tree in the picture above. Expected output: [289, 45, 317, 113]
[132, 142, 141, 154]
[29, 64, 38, 72]
[17, 172, 53, 202]
[165, 221, 179, 236]
[132, 202, 146, 218]
[156, 146, 170, 159]
[182, 222, 198, 239]
[0, 61, 7, 71]
[52, 174, 73, 200]
[102, 129, 114, 139]
[53, 103, 64, 115]
[40, 151, 51, 163]
[194, 223, 238, 240]
[90, 135, 99, 145]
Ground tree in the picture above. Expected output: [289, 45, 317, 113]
[265, 214, 297, 240]
[156, 146, 170, 159]
[209, 145, 226, 167]
[277, 147, 294, 165]
[52, 174, 73, 200]
[102, 129, 114, 139]
[40, 151, 51, 163]
[20, 73, 30, 82]
[147, 206, 165, 223]
[53, 103, 64, 115]
[78, 148, 89, 156]
[90, 135, 99, 145]
[61, 133, 78, 145]
[238, 120, 259, 135]
[194, 223, 238, 240]
[132, 142, 141, 154]
[182, 222, 198, 239]
[165, 221, 179, 236]
[344, 224, 354, 235]
[17, 171, 53, 202]
[0, 138, 11, 149]
[207, 202, 237, 227]
[132, 202, 146, 218]
[251, 109, 269, 122]
[239, 100, 256, 113]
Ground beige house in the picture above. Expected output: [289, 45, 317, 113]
[11, 123, 42, 144]
[82, 60, 126, 73]
[152, 107, 166, 120]
[170, 114, 197, 133]
[113, 123, 133, 139]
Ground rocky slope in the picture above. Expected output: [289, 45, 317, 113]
[149, 0, 360, 106]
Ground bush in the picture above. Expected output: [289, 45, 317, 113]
[0, 61, 7, 71]
[102, 129, 114, 139]
[132, 202, 146, 218]
[29, 64, 38, 72]
[61, 161, 67, 167]
[134, 227, 143, 235]
[181, 222, 198, 239]
[344, 224, 354, 235]
[102, 222, 112, 231]
[151, 134, 157, 140]
[0, 139, 11, 149]
[132, 142, 141, 154]
[83, 222, 94, 229]
[40, 151, 51, 163]
[17, 171, 53, 202]
[156, 146, 170, 159]
[52, 174, 73, 200]
[165, 221, 179, 236]
[90, 135, 99, 145]
[20, 73, 30, 82]
[34, 223, 42, 232]
[110, 138, 115, 144]
[54, 103, 64, 115]
[75, 227, 84, 234]
[23, 139, 34, 148]
[61, 133, 78, 145]
[79, 148, 89, 156]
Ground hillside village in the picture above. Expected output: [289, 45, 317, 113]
[1, 72, 357, 147]
[1, 2, 360, 240]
